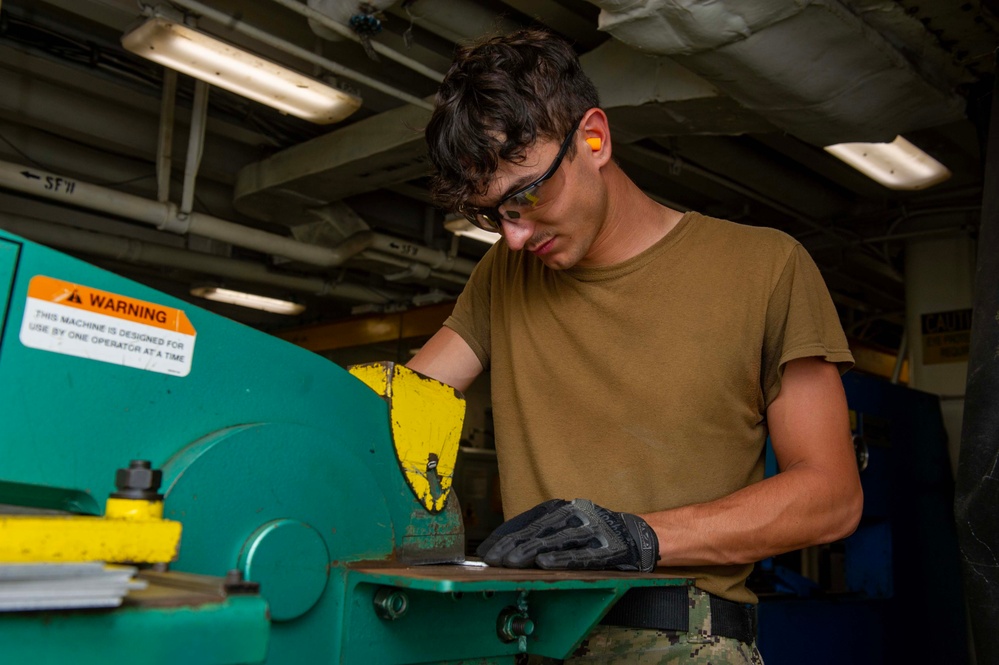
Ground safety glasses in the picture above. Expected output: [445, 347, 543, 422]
[458, 123, 578, 232]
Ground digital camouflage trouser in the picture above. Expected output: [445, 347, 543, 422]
[527, 586, 764, 665]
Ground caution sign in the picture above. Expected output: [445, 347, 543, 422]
[19, 275, 196, 377]
[921, 308, 972, 365]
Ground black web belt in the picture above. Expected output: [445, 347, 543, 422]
[599, 586, 757, 644]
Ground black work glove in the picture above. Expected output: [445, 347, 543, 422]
[476, 498, 659, 572]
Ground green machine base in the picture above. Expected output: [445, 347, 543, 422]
[0, 228, 690, 663]
[1, 571, 269, 665]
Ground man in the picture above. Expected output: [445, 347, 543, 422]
[408, 29, 863, 663]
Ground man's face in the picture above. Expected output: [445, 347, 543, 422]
[465, 129, 607, 270]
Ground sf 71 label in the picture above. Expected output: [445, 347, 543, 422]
[19, 170, 77, 194]
[44, 176, 76, 194]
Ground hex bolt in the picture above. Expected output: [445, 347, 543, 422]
[497, 607, 535, 643]
[223, 568, 260, 596]
[373, 587, 409, 620]
[111, 459, 163, 500]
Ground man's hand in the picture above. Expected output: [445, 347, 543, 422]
[476, 498, 660, 572]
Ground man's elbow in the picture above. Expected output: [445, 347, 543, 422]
[826, 480, 864, 543]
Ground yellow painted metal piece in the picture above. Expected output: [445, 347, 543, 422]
[105, 497, 164, 520]
[350, 362, 389, 398]
[0, 498, 181, 563]
[350, 362, 465, 513]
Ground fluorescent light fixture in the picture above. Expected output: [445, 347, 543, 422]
[824, 135, 951, 190]
[191, 286, 305, 315]
[122, 16, 361, 124]
[444, 216, 501, 245]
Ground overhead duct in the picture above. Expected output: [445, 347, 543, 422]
[839, 0, 973, 93]
[587, 0, 967, 145]
[579, 39, 778, 143]
[234, 103, 432, 221]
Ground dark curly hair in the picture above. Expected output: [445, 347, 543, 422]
[425, 29, 600, 212]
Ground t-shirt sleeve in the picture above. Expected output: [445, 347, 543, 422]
[762, 243, 854, 406]
[443, 245, 496, 370]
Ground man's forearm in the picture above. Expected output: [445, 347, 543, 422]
[641, 463, 863, 567]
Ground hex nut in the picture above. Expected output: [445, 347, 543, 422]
[111, 460, 163, 500]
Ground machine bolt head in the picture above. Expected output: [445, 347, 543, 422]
[111, 459, 163, 500]
[373, 587, 409, 620]
[497, 607, 535, 642]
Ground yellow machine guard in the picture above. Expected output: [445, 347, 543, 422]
[350, 362, 465, 513]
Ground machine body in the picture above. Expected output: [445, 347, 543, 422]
[0, 229, 686, 664]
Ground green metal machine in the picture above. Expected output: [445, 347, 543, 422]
[0, 228, 686, 664]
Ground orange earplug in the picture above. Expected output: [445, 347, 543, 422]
[586, 137, 602, 151]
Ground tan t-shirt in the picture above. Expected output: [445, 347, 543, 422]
[444, 212, 854, 603]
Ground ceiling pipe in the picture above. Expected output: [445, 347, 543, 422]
[366, 234, 477, 275]
[303, 0, 395, 37]
[180, 80, 209, 216]
[268, 0, 445, 83]
[0, 213, 397, 304]
[385, 0, 521, 45]
[0, 159, 172, 227]
[0, 158, 471, 277]
[358, 250, 469, 286]
[0, 60, 265, 194]
[293, 201, 476, 276]
[0, 158, 338, 261]
[156, 70, 177, 203]
[163, 0, 434, 111]
[0, 119, 241, 224]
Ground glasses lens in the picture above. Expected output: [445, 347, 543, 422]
[505, 183, 543, 211]
[464, 208, 502, 232]
[478, 210, 502, 231]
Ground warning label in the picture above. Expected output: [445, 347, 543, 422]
[921, 308, 972, 365]
[19, 275, 196, 377]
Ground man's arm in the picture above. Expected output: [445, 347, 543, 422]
[641, 356, 863, 566]
[407, 327, 484, 393]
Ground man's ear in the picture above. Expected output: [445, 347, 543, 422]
[580, 108, 611, 165]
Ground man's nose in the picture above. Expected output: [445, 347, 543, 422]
[502, 217, 534, 251]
